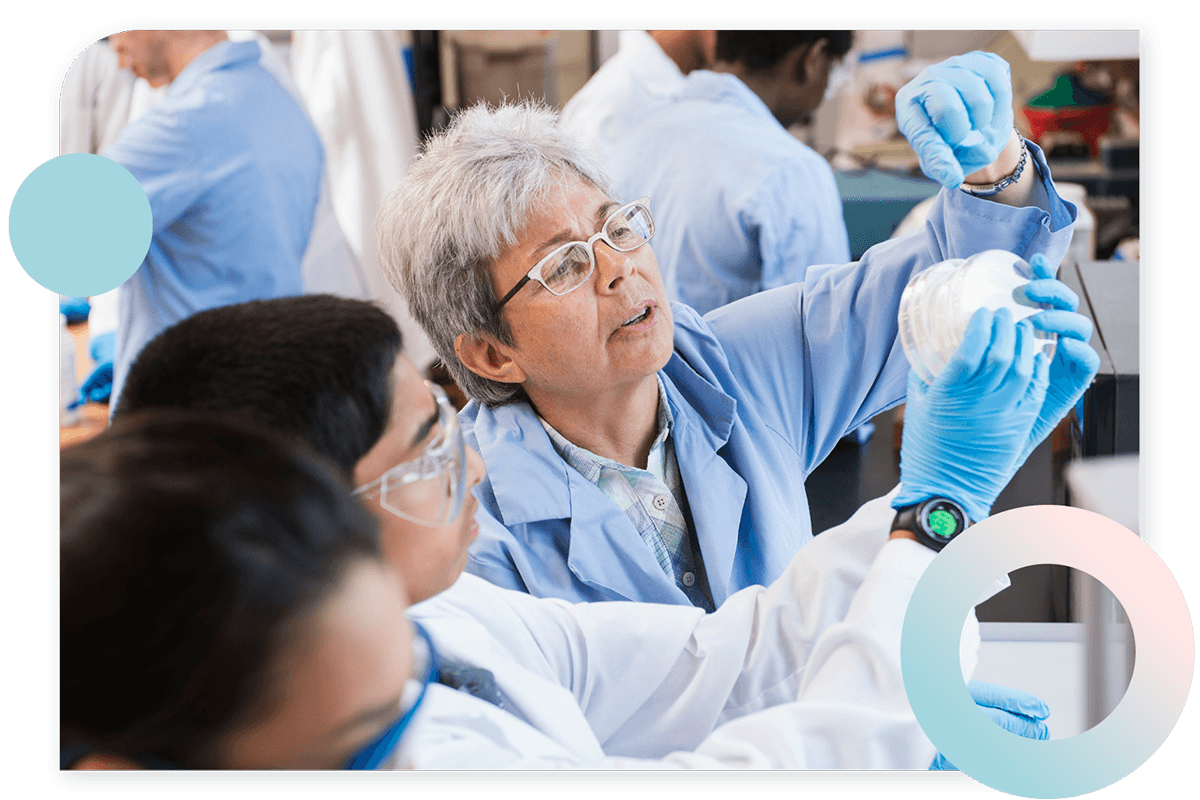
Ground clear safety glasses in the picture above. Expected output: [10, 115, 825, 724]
[495, 197, 655, 309]
[353, 382, 468, 528]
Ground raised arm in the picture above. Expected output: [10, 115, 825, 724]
[897, 51, 1048, 212]
[706, 52, 1079, 474]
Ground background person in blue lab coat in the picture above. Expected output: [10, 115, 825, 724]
[377, 52, 1094, 610]
[75, 294, 1060, 769]
[598, 30, 855, 315]
[101, 30, 324, 407]
[58, 33, 373, 407]
[559, 30, 717, 169]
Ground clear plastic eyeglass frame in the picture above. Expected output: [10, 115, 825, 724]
[353, 382, 468, 528]
[495, 197, 655, 308]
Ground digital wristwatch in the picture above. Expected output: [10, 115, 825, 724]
[891, 497, 971, 552]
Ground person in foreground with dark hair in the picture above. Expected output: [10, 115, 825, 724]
[80, 293, 1072, 769]
[598, 30, 856, 314]
[61, 412, 419, 769]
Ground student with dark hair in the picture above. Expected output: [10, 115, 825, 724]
[91, 293, 1061, 769]
[714, 30, 854, 73]
[61, 412, 420, 769]
[114, 294, 482, 605]
[114, 294, 403, 475]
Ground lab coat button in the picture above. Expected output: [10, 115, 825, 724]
[682, 572, 696, 587]
[653, 494, 670, 510]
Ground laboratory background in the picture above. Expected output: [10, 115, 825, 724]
[57, 28, 1140, 742]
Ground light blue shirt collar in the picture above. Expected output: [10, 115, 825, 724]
[678, 70, 780, 127]
[168, 39, 261, 98]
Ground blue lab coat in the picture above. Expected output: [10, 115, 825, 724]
[464, 148, 1076, 607]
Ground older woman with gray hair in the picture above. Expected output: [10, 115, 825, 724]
[377, 52, 1089, 610]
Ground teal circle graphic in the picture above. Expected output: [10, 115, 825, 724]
[9, 153, 151, 296]
[901, 505, 1193, 798]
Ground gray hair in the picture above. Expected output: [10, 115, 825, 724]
[377, 100, 614, 407]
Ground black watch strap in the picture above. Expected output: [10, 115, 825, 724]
[892, 497, 971, 552]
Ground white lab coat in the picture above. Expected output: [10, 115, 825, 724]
[59, 40, 136, 157]
[559, 31, 686, 169]
[402, 492, 986, 769]
[289, 31, 438, 372]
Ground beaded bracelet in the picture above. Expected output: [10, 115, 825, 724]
[960, 131, 1028, 197]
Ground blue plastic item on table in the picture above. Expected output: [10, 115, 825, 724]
[59, 296, 90, 324]
[78, 331, 116, 405]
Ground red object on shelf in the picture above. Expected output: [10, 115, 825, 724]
[1023, 105, 1114, 158]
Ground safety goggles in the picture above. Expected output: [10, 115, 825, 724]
[344, 622, 438, 770]
[495, 197, 655, 309]
[353, 382, 468, 528]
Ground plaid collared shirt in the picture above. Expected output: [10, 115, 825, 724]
[539, 378, 714, 610]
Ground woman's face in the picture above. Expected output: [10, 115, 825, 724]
[218, 559, 418, 769]
[486, 180, 676, 406]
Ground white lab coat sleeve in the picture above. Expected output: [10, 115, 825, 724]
[413, 490, 955, 762]
[623, 538, 941, 769]
[405, 494, 955, 767]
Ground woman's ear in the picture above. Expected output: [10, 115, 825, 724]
[454, 332, 527, 385]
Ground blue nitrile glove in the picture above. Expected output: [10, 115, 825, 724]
[930, 680, 1051, 769]
[896, 51, 1015, 189]
[1015, 253, 1102, 464]
[78, 331, 116, 404]
[893, 306, 1050, 523]
[59, 296, 90, 324]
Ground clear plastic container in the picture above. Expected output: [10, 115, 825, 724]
[898, 249, 1057, 385]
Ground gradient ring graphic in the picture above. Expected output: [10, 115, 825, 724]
[901, 505, 1193, 798]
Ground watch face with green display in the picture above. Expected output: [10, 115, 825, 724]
[926, 506, 961, 539]
[892, 497, 970, 552]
